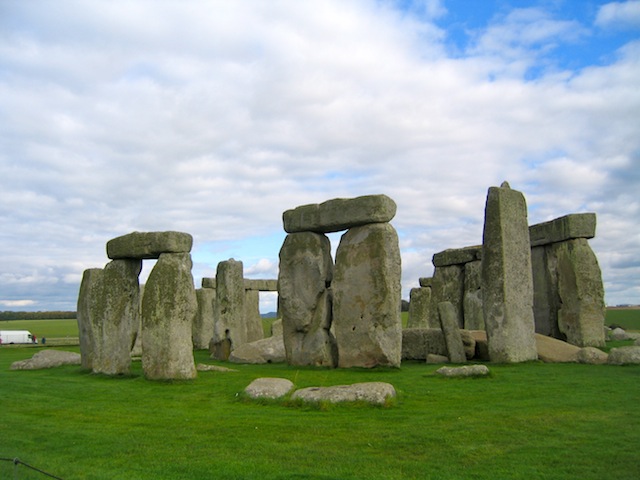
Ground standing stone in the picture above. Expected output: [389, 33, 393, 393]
[193, 287, 216, 350]
[141, 253, 197, 380]
[98, 259, 142, 375]
[333, 223, 402, 368]
[481, 182, 537, 363]
[407, 287, 431, 328]
[211, 259, 246, 360]
[437, 302, 467, 363]
[77, 260, 141, 375]
[531, 245, 562, 339]
[429, 265, 464, 328]
[131, 283, 144, 358]
[552, 238, 606, 347]
[463, 260, 484, 330]
[77, 268, 105, 371]
[244, 289, 265, 343]
[278, 232, 337, 367]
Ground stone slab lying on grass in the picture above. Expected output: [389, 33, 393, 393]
[245, 378, 294, 399]
[435, 365, 490, 377]
[535, 333, 580, 363]
[10, 350, 81, 370]
[426, 354, 449, 364]
[576, 347, 608, 365]
[228, 334, 286, 364]
[196, 363, 238, 372]
[291, 382, 396, 405]
[607, 346, 640, 365]
[609, 327, 630, 341]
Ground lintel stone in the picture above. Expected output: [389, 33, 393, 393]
[432, 245, 482, 267]
[529, 213, 596, 247]
[283, 194, 397, 234]
[107, 231, 193, 260]
[244, 279, 278, 291]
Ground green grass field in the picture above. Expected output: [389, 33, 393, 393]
[2, 344, 640, 479]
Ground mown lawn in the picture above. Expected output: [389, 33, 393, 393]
[1, 346, 639, 480]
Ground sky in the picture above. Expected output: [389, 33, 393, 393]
[1, 0, 639, 314]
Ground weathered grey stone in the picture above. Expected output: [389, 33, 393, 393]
[438, 302, 467, 363]
[529, 213, 596, 247]
[552, 238, 606, 347]
[333, 223, 402, 368]
[196, 363, 238, 372]
[283, 194, 397, 234]
[531, 245, 561, 339]
[131, 283, 144, 358]
[460, 330, 477, 360]
[429, 264, 464, 329]
[211, 259, 247, 360]
[77, 268, 104, 370]
[193, 288, 216, 350]
[278, 232, 337, 367]
[291, 382, 396, 405]
[10, 350, 81, 370]
[98, 259, 141, 375]
[435, 365, 490, 377]
[77, 259, 141, 375]
[106, 231, 192, 260]
[426, 353, 449, 364]
[535, 334, 580, 363]
[228, 334, 286, 364]
[481, 182, 537, 363]
[608, 327, 629, 341]
[141, 253, 197, 380]
[432, 245, 482, 267]
[407, 287, 431, 328]
[201, 277, 216, 289]
[419, 277, 433, 288]
[576, 347, 608, 364]
[463, 260, 484, 330]
[608, 346, 640, 365]
[244, 289, 265, 343]
[245, 377, 294, 399]
[244, 279, 278, 291]
[402, 328, 428, 360]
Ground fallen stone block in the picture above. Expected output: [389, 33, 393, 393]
[535, 334, 580, 363]
[244, 377, 294, 399]
[196, 363, 238, 372]
[435, 365, 490, 377]
[426, 353, 449, 364]
[291, 382, 396, 405]
[608, 346, 640, 365]
[229, 335, 286, 364]
[11, 350, 81, 370]
[576, 347, 608, 365]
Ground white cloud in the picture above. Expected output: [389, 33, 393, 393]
[0, 0, 639, 310]
[596, 1, 640, 29]
[0, 300, 37, 308]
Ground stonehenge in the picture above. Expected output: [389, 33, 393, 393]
[76, 185, 608, 376]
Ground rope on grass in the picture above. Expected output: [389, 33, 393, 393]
[0, 457, 64, 480]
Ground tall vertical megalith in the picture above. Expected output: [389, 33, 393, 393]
[333, 223, 402, 368]
[194, 286, 216, 350]
[211, 259, 246, 360]
[141, 253, 197, 380]
[481, 182, 537, 363]
[77, 260, 141, 375]
[278, 232, 337, 367]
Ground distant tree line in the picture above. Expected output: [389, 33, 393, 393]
[0, 311, 77, 321]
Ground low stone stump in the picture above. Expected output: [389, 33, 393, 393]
[11, 350, 81, 370]
[427, 354, 449, 364]
[291, 382, 396, 405]
[609, 328, 630, 341]
[244, 378, 294, 399]
[608, 346, 640, 365]
[576, 347, 608, 365]
[196, 364, 238, 373]
[435, 365, 490, 377]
